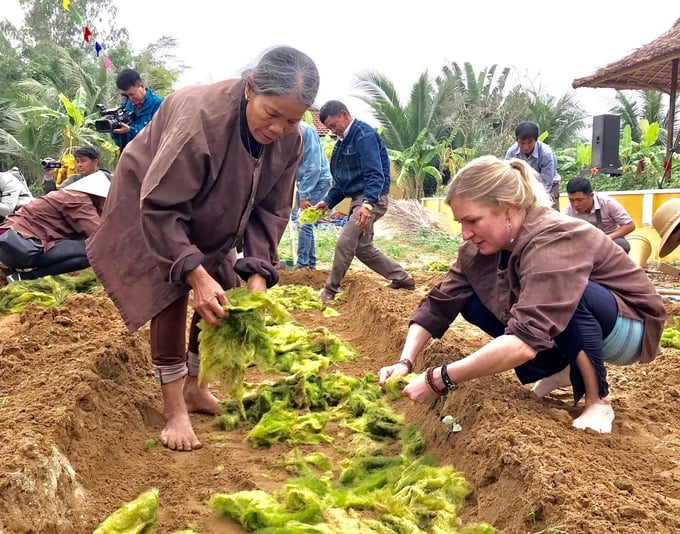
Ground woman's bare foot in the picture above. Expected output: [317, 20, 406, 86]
[531, 366, 571, 398]
[573, 396, 615, 433]
[160, 411, 203, 451]
[183, 375, 222, 415]
[159, 378, 203, 451]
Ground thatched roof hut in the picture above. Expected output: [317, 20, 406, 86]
[572, 18, 680, 182]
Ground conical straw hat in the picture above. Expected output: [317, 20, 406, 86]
[652, 198, 680, 257]
[64, 170, 110, 198]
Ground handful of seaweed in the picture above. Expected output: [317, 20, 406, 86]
[298, 207, 324, 225]
[198, 287, 292, 413]
[93, 488, 159, 534]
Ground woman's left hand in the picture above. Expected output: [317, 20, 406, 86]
[402, 372, 439, 403]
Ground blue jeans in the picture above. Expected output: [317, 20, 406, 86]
[460, 281, 618, 403]
[295, 180, 330, 268]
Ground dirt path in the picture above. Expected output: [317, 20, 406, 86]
[1, 271, 679, 533]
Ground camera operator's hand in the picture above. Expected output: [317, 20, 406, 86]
[112, 123, 131, 135]
[43, 168, 58, 179]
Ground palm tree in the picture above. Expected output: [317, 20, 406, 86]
[520, 90, 587, 149]
[432, 61, 512, 154]
[612, 90, 667, 144]
[353, 70, 454, 198]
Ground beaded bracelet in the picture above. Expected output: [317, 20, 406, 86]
[396, 359, 413, 373]
[440, 363, 458, 391]
[425, 366, 448, 397]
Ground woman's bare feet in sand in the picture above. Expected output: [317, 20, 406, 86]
[573, 396, 615, 433]
[531, 366, 571, 398]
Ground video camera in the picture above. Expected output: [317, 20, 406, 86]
[40, 158, 61, 170]
[94, 103, 133, 133]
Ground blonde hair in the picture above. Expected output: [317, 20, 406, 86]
[445, 155, 552, 211]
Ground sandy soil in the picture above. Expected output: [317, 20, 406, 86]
[1, 268, 679, 534]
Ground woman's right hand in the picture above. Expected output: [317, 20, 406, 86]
[378, 361, 410, 386]
[186, 265, 229, 325]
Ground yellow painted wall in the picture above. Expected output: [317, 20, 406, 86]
[422, 189, 680, 263]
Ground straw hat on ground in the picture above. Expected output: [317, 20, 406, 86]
[652, 198, 680, 257]
[64, 170, 110, 198]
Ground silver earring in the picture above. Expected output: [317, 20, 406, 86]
[507, 222, 515, 244]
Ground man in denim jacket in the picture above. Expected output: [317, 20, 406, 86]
[314, 100, 414, 303]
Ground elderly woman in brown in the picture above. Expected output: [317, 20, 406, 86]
[379, 155, 665, 434]
[88, 46, 320, 451]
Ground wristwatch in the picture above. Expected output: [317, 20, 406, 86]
[362, 202, 374, 211]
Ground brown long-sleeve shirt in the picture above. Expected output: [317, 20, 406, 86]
[412, 206, 665, 364]
[0, 189, 100, 251]
[87, 79, 302, 332]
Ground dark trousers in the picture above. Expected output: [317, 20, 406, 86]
[150, 292, 202, 368]
[0, 230, 89, 280]
[23, 240, 90, 279]
[460, 281, 618, 402]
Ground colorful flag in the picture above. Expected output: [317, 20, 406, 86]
[94, 42, 102, 56]
[73, 10, 83, 25]
[84, 27, 92, 43]
[62, 0, 71, 11]
[104, 56, 112, 71]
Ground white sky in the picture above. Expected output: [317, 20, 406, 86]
[3, 1, 677, 129]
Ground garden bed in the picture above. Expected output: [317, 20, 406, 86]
[0, 269, 679, 533]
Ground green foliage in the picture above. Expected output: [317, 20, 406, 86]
[279, 226, 459, 268]
[0, 1, 182, 186]
[661, 317, 680, 350]
[198, 287, 292, 413]
[0, 269, 100, 315]
[299, 208, 324, 224]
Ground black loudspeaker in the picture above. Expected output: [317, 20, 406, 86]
[591, 114, 621, 174]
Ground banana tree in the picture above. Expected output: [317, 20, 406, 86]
[388, 128, 443, 199]
[16, 85, 118, 183]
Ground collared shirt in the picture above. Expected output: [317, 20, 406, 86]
[341, 119, 354, 139]
[563, 192, 633, 235]
[505, 140, 560, 193]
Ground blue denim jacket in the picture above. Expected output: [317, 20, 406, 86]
[111, 88, 163, 150]
[297, 122, 332, 200]
[324, 119, 390, 208]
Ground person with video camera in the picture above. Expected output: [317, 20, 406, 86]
[40, 158, 61, 194]
[0, 167, 33, 222]
[109, 68, 163, 151]
[58, 146, 110, 189]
